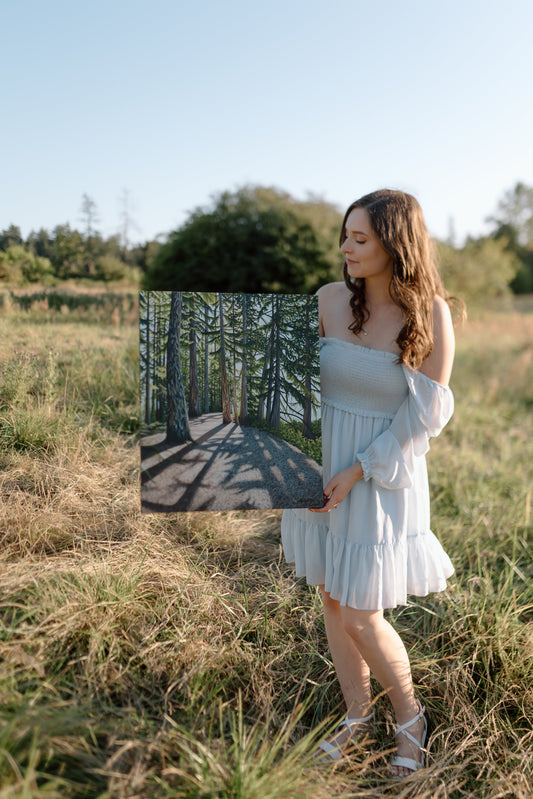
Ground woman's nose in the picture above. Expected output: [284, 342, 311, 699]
[340, 239, 351, 253]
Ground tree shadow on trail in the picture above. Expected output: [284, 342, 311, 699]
[140, 412, 322, 512]
[140, 420, 228, 485]
[144, 423, 238, 512]
[217, 428, 322, 508]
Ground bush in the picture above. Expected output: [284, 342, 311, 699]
[437, 237, 521, 306]
[0, 244, 56, 285]
[94, 255, 143, 284]
[94, 254, 129, 281]
[144, 185, 342, 293]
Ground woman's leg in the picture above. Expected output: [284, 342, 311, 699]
[339, 604, 426, 776]
[318, 587, 373, 749]
[320, 587, 372, 718]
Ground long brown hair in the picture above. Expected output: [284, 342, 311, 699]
[340, 189, 460, 369]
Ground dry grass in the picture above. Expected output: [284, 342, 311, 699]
[0, 301, 532, 797]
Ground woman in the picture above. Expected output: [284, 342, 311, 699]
[281, 189, 459, 778]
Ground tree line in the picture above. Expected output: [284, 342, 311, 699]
[140, 291, 320, 447]
[0, 192, 159, 285]
[2, 182, 533, 297]
[143, 183, 533, 302]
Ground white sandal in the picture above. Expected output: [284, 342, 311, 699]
[315, 710, 375, 762]
[390, 701, 428, 776]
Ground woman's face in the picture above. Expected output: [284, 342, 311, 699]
[341, 207, 393, 282]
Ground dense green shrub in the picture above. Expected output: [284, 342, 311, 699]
[144, 185, 342, 293]
[0, 244, 56, 285]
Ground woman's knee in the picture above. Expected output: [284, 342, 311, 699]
[341, 608, 384, 645]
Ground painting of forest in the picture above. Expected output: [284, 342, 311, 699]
[139, 291, 323, 512]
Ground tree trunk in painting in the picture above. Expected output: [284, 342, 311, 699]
[157, 300, 166, 423]
[166, 292, 191, 444]
[257, 323, 274, 423]
[231, 294, 239, 424]
[144, 291, 151, 425]
[188, 305, 200, 417]
[265, 296, 277, 422]
[157, 293, 170, 424]
[219, 294, 232, 424]
[302, 298, 313, 438]
[203, 303, 210, 413]
[268, 296, 281, 429]
[239, 293, 249, 426]
[154, 300, 159, 422]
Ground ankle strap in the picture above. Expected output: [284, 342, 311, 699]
[395, 704, 426, 747]
[344, 709, 375, 727]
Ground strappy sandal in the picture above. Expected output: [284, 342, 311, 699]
[390, 701, 428, 777]
[315, 710, 375, 762]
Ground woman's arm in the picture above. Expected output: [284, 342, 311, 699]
[418, 296, 455, 386]
[355, 297, 456, 491]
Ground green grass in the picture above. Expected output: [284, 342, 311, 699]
[0, 299, 532, 797]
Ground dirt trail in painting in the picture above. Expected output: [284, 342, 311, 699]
[141, 412, 323, 512]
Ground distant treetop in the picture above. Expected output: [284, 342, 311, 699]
[143, 185, 344, 294]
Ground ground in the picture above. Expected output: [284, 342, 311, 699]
[140, 412, 323, 512]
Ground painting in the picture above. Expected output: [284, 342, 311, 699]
[139, 291, 323, 511]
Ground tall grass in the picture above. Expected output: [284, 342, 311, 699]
[0, 302, 532, 797]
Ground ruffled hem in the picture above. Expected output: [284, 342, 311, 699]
[281, 509, 454, 610]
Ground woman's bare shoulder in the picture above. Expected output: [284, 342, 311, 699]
[316, 281, 345, 293]
[316, 281, 347, 302]
[316, 282, 348, 336]
[419, 296, 455, 385]
[433, 295, 454, 339]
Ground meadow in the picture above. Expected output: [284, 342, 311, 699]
[0, 290, 532, 798]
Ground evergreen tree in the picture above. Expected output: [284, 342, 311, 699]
[218, 293, 232, 424]
[166, 292, 191, 444]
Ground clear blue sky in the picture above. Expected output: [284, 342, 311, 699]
[2, 0, 532, 246]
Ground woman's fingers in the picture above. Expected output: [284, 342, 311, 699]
[309, 486, 343, 513]
[308, 465, 362, 513]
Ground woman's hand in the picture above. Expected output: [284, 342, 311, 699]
[309, 462, 364, 513]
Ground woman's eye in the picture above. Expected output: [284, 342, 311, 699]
[356, 240, 366, 244]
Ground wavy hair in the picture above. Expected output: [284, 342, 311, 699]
[340, 189, 462, 369]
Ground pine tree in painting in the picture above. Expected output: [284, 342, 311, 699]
[166, 292, 191, 444]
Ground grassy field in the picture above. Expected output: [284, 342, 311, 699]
[0, 293, 532, 798]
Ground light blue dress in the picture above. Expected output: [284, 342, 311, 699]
[281, 337, 455, 610]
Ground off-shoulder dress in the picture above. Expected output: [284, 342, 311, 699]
[281, 336, 455, 610]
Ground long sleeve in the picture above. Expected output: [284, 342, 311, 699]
[356, 366, 454, 490]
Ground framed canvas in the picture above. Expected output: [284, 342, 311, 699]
[139, 291, 323, 511]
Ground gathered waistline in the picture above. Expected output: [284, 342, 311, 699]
[322, 396, 396, 420]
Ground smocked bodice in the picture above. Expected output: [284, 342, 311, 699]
[320, 337, 408, 418]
